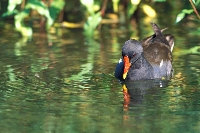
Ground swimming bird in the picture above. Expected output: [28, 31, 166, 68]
[115, 23, 174, 81]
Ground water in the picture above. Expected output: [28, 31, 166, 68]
[0, 20, 200, 133]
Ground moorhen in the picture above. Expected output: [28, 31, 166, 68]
[115, 23, 174, 81]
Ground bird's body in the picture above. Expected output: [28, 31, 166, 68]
[115, 23, 174, 81]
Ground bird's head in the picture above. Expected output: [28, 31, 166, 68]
[122, 39, 143, 79]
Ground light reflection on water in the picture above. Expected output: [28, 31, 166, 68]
[0, 24, 200, 133]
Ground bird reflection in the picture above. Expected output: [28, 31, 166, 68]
[122, 79, 169, 109]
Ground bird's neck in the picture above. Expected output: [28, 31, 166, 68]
[131, 53, 150, 69]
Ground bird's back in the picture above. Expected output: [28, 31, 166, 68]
[141, 23, 173, 79]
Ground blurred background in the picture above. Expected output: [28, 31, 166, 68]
[0, 0, 200, 133]
[1, 0, 199, 37]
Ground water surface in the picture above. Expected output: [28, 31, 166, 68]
[0, 21, 200, 133]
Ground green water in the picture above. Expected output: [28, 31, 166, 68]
[0, 21, 200, 133]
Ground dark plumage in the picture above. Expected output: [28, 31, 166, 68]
[115, 23, 174, 81]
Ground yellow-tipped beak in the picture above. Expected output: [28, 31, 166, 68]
[123, 72, 128, 79]
[123, 56, 131, 79]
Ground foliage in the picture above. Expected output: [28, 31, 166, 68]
[49, 0, 65, 21]
[15, 0, 52, 36]
[1, 0, 200, 37]
[80, 0, 102, 36]
[3, 0, 65, 36]
[193, 0, 200, 5]
[2, 0, 22, 17]
[154, 0, 166, 1]
[127, 0, 140, 18]
[112, 0, 120, 12]
[175, 9, 194, 23]
[176, 0, 200, 23]
[83, 12, 102, 36]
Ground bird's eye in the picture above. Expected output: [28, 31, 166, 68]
[132, 54, 137, 57]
